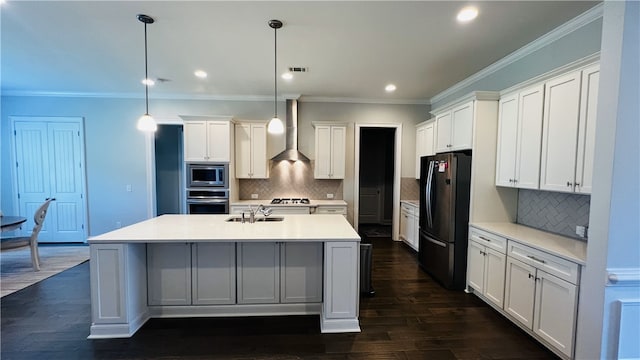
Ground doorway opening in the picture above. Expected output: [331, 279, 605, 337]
[354, 124, 402, 240]
[154, 124, 184, 215]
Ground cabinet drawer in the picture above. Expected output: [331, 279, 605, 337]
[401, 202, 418, 216]
[469, 227, 507, 254]
[508, 241, 579, 284]
[316, 206, 346, 215]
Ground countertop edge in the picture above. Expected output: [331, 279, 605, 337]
[89, 237, 361, 244]
[470, 222, 587, 265]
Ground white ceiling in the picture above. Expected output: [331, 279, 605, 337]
[1, 1, 600, 104]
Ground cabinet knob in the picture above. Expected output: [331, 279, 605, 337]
[575, 182, 580, 186]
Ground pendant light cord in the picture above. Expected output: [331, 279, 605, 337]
[144, 22, 150, 115]
[273, 25, 278, 118]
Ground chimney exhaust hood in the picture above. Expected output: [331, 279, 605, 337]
[271, 99, 310, 162]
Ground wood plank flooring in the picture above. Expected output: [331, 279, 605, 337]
[1, 236, 557, 359]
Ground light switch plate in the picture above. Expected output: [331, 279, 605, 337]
[326, 193, 334, 199]
[576, 225, 587, 238]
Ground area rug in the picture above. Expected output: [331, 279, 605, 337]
[1, 245, 89, 297]
[363, 226, 392, 238]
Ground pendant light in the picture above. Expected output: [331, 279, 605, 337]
[267, 19, 284, 134]
[136, 14, 157, 132]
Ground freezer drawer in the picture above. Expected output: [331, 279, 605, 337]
[419, 232, 468, 290]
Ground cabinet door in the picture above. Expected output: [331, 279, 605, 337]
[250, 123, 268, 178]
[466, 240, 485, 293]
[184, 121, 208, 162]
[206, 121, 230, 162]
[412, 212, 420, 251]
[237, 243, 280, 304]
[406, 213, 417, 251]
[504, 257, 536, 329]
[540, 71, 581, 192]
[234, 124, 252, 178]
[330, 126, 346, 179]
[483, 248, 506, 308]
[575, 65, 599, 194]
[314, 125, 332, 178]
[451, 101, 474, 151]
[399, 207, 409, 241]
[280, 243, 323, 303]
[147, 243, 191, 306]
[495, 93, 519, 187]
[435, 112, 452, 153]
[533, 271, 578, 358]
[192, 243, 236, 305]
[515, 85, 544, 189]
[415, 122, 435, 179]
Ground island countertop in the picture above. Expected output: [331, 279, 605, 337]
[89, 214, 360, 244]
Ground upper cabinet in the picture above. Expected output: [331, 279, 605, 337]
[235, 121, 268, 179]
[495, 84, 544, 189]
[415, 120, 435, 179]
[314, 123, 346, 179]
[184, 119, 232, 162]
[434, 100, 474, 152]
[540, 65, 599, 194]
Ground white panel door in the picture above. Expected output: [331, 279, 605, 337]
[206, 121, 230, 162]
[515, 84, 545, 189]
[250, 123, 268, 178]
[575, 65, 600, 194]
[237, 242, 280, 304]
[358, 187, 381, 224]
[495, 93, 519, 187]
[280, 242, 323, 303]
[183, 121, 208, 162]
[314, 125, 332, 178]
[504, 257, 536, 329]
[234, 124, 252, 178]
[435, 112, 452, 153]
[451, 101, 474, 151]
[147, 243, 192, 306]
[330, 126, 346, 179]
[483, 248, 506, 308]
[466, 240, 485, 292]
[192, 243, 236, 305]
[13, 117, 87, 242]
[47, 122, 86, 242]
[540, 71, 581, 192]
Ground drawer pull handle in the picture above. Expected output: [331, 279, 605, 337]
[527, 255, 546, 264]
[478, 236, 492, 242]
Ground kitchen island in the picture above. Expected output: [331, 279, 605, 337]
[88, 214, 361, 338]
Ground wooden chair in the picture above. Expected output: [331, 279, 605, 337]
[0, 198, 54, 271]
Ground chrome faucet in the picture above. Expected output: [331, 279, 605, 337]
[243, 204, 272, 223]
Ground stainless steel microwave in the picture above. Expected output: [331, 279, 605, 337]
[187, 163, 229, 188]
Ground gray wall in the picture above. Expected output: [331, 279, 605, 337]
[0, 95, 427, 235]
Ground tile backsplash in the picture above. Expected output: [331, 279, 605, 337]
[239, 161, 342, 200]
[400, 177, 420, 201]
[517, 189, 590, 240]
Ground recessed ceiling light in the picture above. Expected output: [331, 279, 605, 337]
[457, 6, 478, 22]
[194, 70, 207, 79]
[141, 78, 155, 86]
[385, 84, 397, 92]
[281, 72, 293, 80]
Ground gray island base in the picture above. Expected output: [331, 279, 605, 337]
[87, 214, 361, 338]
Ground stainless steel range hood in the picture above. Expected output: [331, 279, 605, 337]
[271, 99, 310, 162]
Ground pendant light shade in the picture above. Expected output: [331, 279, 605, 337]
[137, 14, 157, 132]
[267, 19, 284, 135]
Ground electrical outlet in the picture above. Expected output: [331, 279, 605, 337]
[576, 225, 587, 238]
[251, 193, 259, 199]
[326, 193, 334, 199]
[116, 221, 122, 228]
[126, 184, 132, 192]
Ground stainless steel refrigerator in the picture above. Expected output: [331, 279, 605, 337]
[418, 152, 472, 290]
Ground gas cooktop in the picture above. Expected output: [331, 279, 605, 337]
[270, 198, 310, 205]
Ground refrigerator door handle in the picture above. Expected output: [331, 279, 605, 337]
[425, 235, 447, 248]
[425, 160, 435, 228]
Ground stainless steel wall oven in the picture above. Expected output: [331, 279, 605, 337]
[185, 163, 230, 214]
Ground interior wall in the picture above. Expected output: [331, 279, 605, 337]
[155, 124, 182, 215]
[0, 96, 426, 234]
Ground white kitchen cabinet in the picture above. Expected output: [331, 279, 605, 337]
[495, 84, 544, 189]
[399, 202, 418, 251]
[147, 243, 192, 306]
[237, 242, 324, 304]
[148, 243, 237, 306]
[540, 66, 599, 194]
[280, 242, 323, 303]
[314, 124, 346, 179]
[574, 64, 600, 194]
[191, 243, 236, 305]
[235, 122, 268, 179]
[415, 120, 435, 179]
[466, 228, 507, 308]
[434, 101, 473, 152]
[315, 205, 347, 217]
[504, 246, 579, 358]
[184, 120, 232, 162]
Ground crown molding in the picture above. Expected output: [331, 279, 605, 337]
[300, 96, 429, 105]
[430, 91, 500, 115]
[429, 3, 604, 105]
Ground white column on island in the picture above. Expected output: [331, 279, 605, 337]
[320, 241, 361, 333]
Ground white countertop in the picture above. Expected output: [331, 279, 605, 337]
[231, 199, 347, 207]
[470, 222, 587, 265]
[89, 214, 360, 244]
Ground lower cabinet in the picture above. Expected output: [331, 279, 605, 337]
[400, 202, 418, 251]
[466, 229, 506, 308]
[237, 242, 323, 304]
[504, 256, 578, 358]
[147, 243, 236, 306]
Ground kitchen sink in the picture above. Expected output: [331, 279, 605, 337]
[225, 216, 284, 223]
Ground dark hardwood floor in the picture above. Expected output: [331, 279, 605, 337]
[1, 235, 557, 359]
